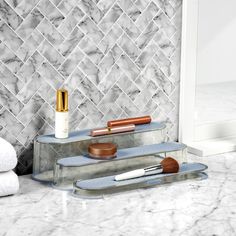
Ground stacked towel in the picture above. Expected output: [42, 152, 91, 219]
[0, 171, 19, 196]
[0, 137, 19, 197]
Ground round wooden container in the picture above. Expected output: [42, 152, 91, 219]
[88, 143, 117, 160]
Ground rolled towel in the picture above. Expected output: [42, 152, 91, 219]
[0, 171, 19, 197]
[0, 137, 17, 172]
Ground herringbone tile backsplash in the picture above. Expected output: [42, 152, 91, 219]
[0, 0, 182, 175]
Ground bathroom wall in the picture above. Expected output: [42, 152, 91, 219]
[0, 0, 182, 175]
[196, 0, 236, 85]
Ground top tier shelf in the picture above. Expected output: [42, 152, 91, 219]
[35, 122, 166, 144]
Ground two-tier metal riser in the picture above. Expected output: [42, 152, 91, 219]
[53, 142, 187, 190]
[33, 122, 167, 182]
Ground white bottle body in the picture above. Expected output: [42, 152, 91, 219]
[55, 111, 69, 139]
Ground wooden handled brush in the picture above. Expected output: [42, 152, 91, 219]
[114, 157, 179, 181]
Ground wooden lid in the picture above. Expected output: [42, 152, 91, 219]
[88, 143, 117, 159]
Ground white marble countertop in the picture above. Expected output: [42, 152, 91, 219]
[1, 153, 236, 236]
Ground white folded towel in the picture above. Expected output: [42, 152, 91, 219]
[0, 171, 19, 197]
[0, 137, 17, 172]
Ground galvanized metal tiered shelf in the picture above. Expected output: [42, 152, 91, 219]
[32, 121, 206, 197]
[33, 122, 167, 183]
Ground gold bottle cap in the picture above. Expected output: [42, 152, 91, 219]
[56, 89, 68, 112]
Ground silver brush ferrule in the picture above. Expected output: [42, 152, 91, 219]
[144, 164, 163, 175]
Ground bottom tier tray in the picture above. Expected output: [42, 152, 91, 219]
[73, 163, 208, 198]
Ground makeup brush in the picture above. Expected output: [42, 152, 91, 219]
[114, 157, 179, 181]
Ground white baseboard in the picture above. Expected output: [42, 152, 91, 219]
[194, 120, 236, 141]
[187, 135, 236, 156]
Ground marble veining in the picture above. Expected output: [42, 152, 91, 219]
[0, 0, 182, 174]
[1, 153, 236, 236]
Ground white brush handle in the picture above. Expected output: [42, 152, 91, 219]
[115, 169, 145, 181]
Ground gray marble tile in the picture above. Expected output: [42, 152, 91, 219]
[170, 46, 180, 66]
[0, 62, 23, 95]
[144, 60, 175, 96]
[153, 49, 173, 77]
[154, 30, 175, 58]
[16, 8, 43, 40]
[38, 39, 64, 69]
[0, 21, 23, 51]
[37, 18, 64, 47]
[17, 113, 45, 146]
[134, 79, 158, 110]
[116, 73, 140, 101]
[78, 16, 104, 44]
[100, 105, 122, 123]
[58, 27, 84, 57]
[98, 63, 122, 93]
[135, 1, 159, 31]
[15, 0, 40, 18]
[136, 20, 159, 50]
[69, 108, 84, 131]
[0, 41, 23, 73]
[98, 4, 123, 33]
[169, 0, 182, 9]
[141, 99, 158, 115]
[5, 0, 22, 8]
[98, 22, 122, 54]
[98, 43, 122, 74]
[37, 102, 55, 127]
[0, 0, 23, 29]
[0, 82, 23, 115]
[135, 42, 158, 69]
[37, 62, 64, 89]
[171, 5, 182, 31]
[116, 92, 140, 116]
[16, 29, 44, 62]
[79, 57, 104, 85]
[117, 0, 141, 21]
[78, 98, 103, 122]
[37, 81, 56, 107]
[152, 89, 175, 114]
[59, 46, 84, 78]
[97, 84, 122, 114]
[69, 88, 85, 113]
[134, 0, 150, 11]
[78, 36, 104, 65]
[17, 93, 45, 125]
[153, 10, 176, 38]
[79, 76, 103, 105]
[171, 29, 181, 48]
[78, 0, 103, 24]
[57, 6, 84, 36]
[16, 72, 43, 104]
[0, 107, 24, 135]
[62, 67, 84, 95]
[116, 54, 140, 81]
[37, 120, 53, 136]
[17, 50, 44, 82]
[77, 115, 94, 129]
[152, 105, 168, 122]
[118, 32, 140, 61]
[154, 0, 175, 18]
[50, 0, 62, 6]
[57, 0, 77, 15]
[97, 0, 114, 15]
[117, 13, 141, 40]
[37, 0, 64, 27]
